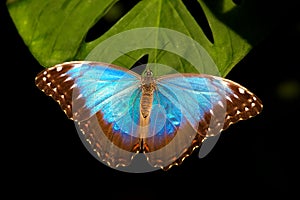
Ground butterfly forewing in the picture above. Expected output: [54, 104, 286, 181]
[218, 77, 263, 129]
[35, 62, 78, 119]
[157, 74, 263, 134]
[35, 61, 141, 120]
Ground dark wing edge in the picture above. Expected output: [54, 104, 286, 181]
[219, 77, 263, 130]
[35, 62, 76, 119]
[76, 112, 141, 168]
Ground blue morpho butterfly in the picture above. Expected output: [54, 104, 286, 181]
[35, 61, 263, 170]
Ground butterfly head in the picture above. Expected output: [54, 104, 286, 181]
[144, 69, 153, 77]
[142, 69, 155, 88]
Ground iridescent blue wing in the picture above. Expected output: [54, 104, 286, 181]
[36, 61, 140, 121]
[35, 61, 142, 166]
[144, 73, 263, 169]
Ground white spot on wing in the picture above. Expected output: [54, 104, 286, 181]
[218, 101, 224, 108]
[42, 77, 47, 81]
[238, 87, 245, 94]
[86, 139, 91, 144]
[76, 94, 83, 99]
[56, 66, 63, 72]
[70, 83, 77, 89]
[59, 73, 67, 78]
[226, 96, 232, 102]
[73, 63, 83, 68]
[95, 150, 100, 158]
[64, 77, 72, 82]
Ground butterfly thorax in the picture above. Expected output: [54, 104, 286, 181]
[140, 69, 156, 119]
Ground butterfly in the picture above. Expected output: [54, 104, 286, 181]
[35, 61, 263, 171]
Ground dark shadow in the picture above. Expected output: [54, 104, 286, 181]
[199, 0, 298, 46]
[85, 0, 140, 42]
[182, 0, 214, 43]
[131, 54, 149, 67]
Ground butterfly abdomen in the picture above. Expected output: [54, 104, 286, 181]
[140, 84, 155, 119]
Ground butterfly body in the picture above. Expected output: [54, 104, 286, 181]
[140, 69, 156, 119]
[35, 61, 263, 170]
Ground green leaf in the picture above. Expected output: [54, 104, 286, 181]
[7, 0, 271, 77]
[7, 0, 118, 67]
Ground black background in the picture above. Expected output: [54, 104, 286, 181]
[2, 1, 299, 198]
